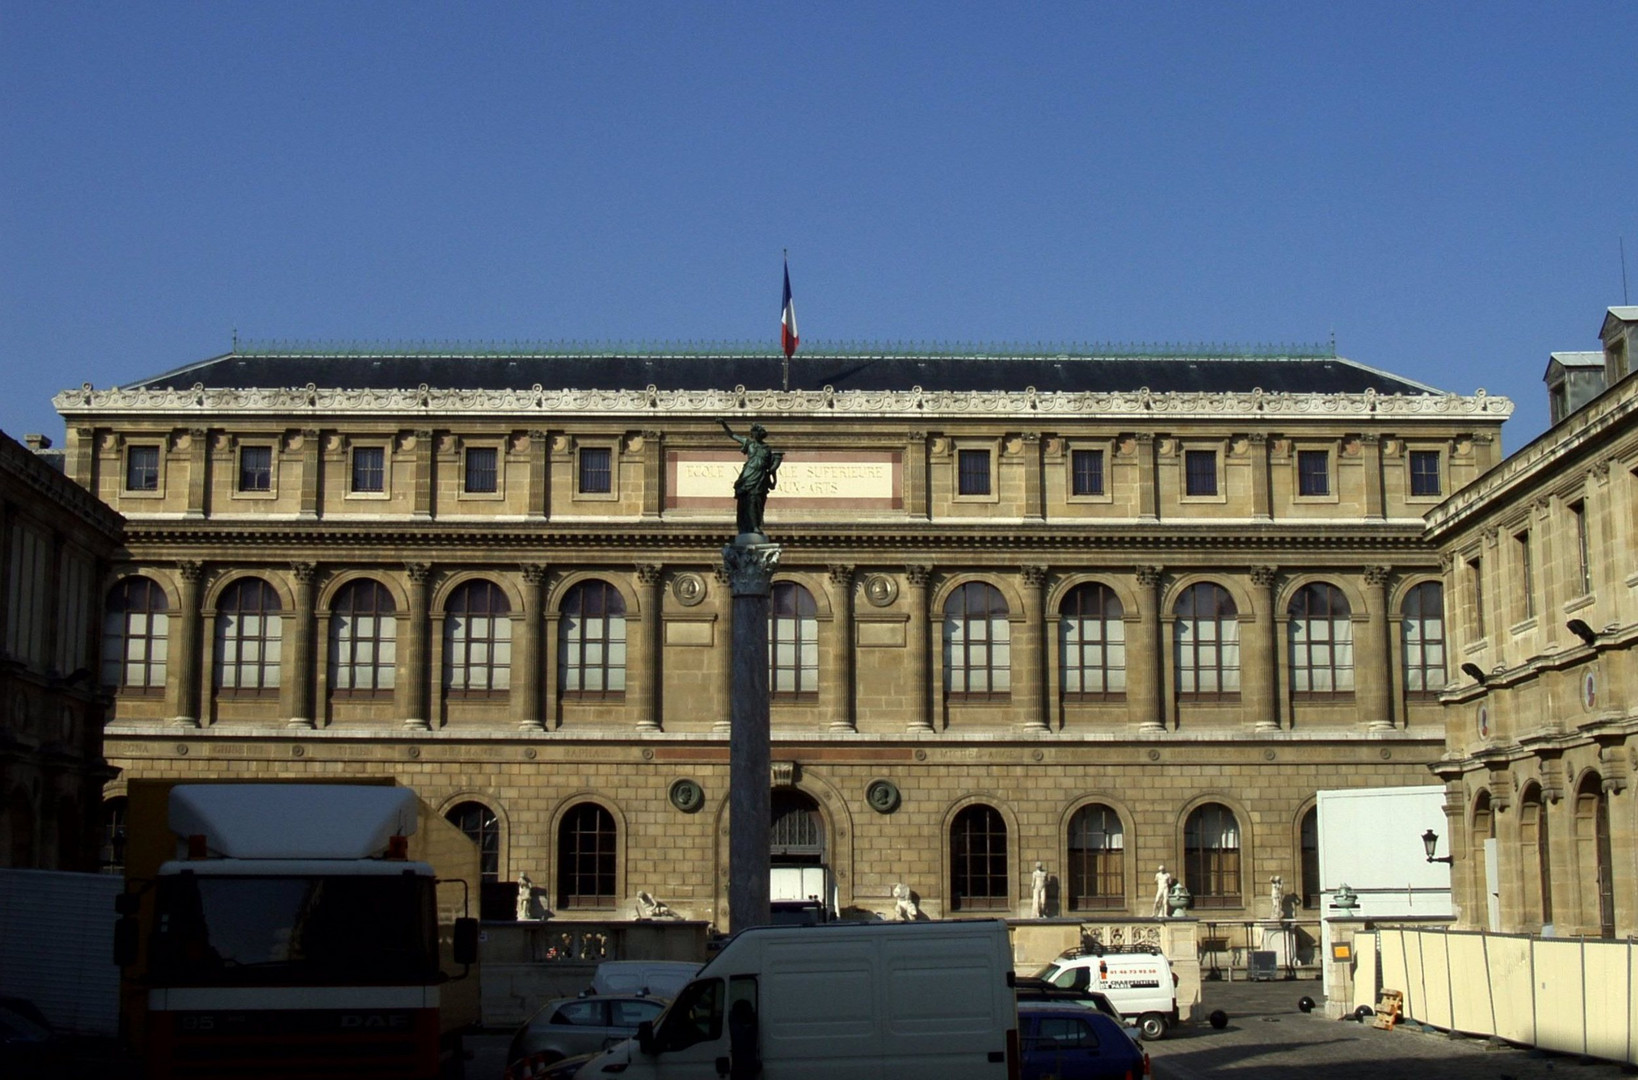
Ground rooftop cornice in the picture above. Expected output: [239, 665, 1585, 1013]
[56, 381, 1512, 425]
[229, 338, 1341, 360]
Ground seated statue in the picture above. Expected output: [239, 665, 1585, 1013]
[892, 883, 920, 922]
[635, 891, 678, 919]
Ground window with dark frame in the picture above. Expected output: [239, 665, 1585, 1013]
[1183, 803, 1241, 908]
[1409, 450, 1442, 496]
[578, 447, 612, 494]
[559, 580, 627, 698]
[1401, 581, 1446, 698]
[1184, 449, 1217, 496]
[1570, 500, 1591, 595]
[1288, 582, 1353, 698]
[351, 446, 385, 493]
[1067, 804, 1124, 910]
[329, 580, 397, 694]
[1297, 450, 1330, 496]
[238, 446, 272, 492]
[557, 802, 617, 908]
[101, 576, 169, 690]
[1300, 808, 1319, 908]
[768, 582, 819, 699]
[957, 448, 991, 495]
[464, 446, 498, 493]
[214, 578, 282, 695]
[950, 804, 1008, 910]
[943, 582, 1011, 699]
[446, 802, 500, 882]
[1174, 582, 1240, 700]
[1070, 448, 1105, 496]
[444, 580, 512, 696]
[1059, 582, 1125, 699]
[126, 445, 160, 491]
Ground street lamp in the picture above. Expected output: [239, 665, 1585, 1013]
[1421, 828, 1453, 864]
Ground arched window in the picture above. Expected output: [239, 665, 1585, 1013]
[329, 580, 397, 694]
[1174, 584, 1239, 701]
[1300, 807, 1319, 908]
[1574, 774, 1614, 938]
[1289, 583, 1352, 698]
[944, 583, 1011, 699]
[445, 580, 511, 696]
[215, 578, 282, 694]
[950, 804, 1008, 910]
[769, 583, 819, 699]
[100, 796, 128, 876]
[1060, 584, 1126, 700]
[1402, 582, 1446, 698]
[770, 788, 824, 864]
[1472, 791, 1495, 931]
[446, 801, 500, 882]
[101, 577, 169, 691]
[559, 581, 627, 699]
[557, 803, 617, 909]
[1067, 804, 1124, 910]
[1184, 803, 1241, 908]
[1518, 784, 1551, 928]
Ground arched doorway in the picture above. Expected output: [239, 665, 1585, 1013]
[769, 788, 830, 916]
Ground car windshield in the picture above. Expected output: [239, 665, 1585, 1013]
[150, 873, 439, 985]
[1035, 963, 1062, 981]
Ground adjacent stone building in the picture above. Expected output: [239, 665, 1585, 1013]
[0, 429, 125, 869]
[55, 342, 1509, 938]
[1427, 307, 1638, 937]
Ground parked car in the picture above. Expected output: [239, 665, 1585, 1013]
[505, 994, 668, 1078]
[1018, 1003, 1151, 1080]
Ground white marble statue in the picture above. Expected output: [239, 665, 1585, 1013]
[892, 883, 920, 921]
[1031, 862, 1048, 918]
[516, 873, 534, 921]
[1152, 865, 1173, 917]
[635, 891, 677, 919]
[1270, 875, 1284, 919]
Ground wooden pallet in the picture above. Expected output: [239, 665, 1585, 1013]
[1371, 989, 1403, 1029]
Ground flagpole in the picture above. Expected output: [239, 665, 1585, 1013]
[781, 249, 790, 393]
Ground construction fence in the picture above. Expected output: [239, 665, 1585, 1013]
[1360, 927, 1637, 1065]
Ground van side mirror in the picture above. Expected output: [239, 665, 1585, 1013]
[453, 917, 479, 966]
[114, 915, 139, 968]
[636, 1020, 656, 1055]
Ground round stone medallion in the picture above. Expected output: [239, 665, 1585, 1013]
[672, 572, 707, 607]
[669, 778, 705, 813]
[862, 575, 899, 607]
[866, 779, 902, 814]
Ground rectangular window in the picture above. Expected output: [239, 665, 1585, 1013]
[238, 446, 272, 492]
[1468, 557, 1485, 638]
[1297, 450, 1330, 496]
[351, 446, 385, 493]
[1184, 450, 1217, 497]
[1514, 530, 1534, 620]
[957, 449, 991, 496]
[578, 447, 612, 494]
[1070, 449, 1104, 496]
[464, 447, 498, 493]
[1409, 450, 1442, 497]
[1570, 500, 1591, 595]
[126, 445, 160, 491]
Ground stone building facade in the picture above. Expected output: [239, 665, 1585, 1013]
[0, 428, 125, 869]
[55, 344, 1509, 937]
[1427, 307, 1638, 937]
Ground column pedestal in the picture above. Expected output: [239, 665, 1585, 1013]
[723, 534, 780, 932]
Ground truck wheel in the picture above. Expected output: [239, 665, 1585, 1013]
[1138, 1012, 1169, 1040]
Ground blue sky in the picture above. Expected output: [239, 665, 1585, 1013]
[3, 2, 1635, 451]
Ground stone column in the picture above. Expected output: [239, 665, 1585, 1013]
[825, 564, 856, 732]
[1018, 566, 1049, 731]
[1248, 566, 1281, 732]
[284, 562, 317, 729]
[402, 562, 432, 730]
[1135, 566, 1166, 732]
[1361, 566, 1394, 730]
[905, 564, 934, 732]
[633, 564, 664, 732]
[1249, 433, 1271, 521]
[714, 566, 733, 733]
[724, 537, 781, 931]
[185, 427, 209, 517]
[516, 565, 547, 731]
[174, 561, 205, 727]
[299, 428, 321, 519]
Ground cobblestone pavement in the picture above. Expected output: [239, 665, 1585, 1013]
[1149, 978, 1634, 1080]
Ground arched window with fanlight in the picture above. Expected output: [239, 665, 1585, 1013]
[944, 583, 1011, 700]
[329, 579, 397, 695]
[447, 800, 509, 921]
[1402, 582, 1446, 699]
[559, 580, 627, 699]
[1184, 803, 1241, 908]
[1060, 583, 1126, 701]
[101, 577, 169, 692]
[1174, 583, 1239, 702]
[1518, 784, 1551, 929]
[950, 804, 1009, 911]
[1067, 804, 1124, 910]
[444, 580, 512, 697]
[1289, 583, 1352, 699]
[215, 578, 283, 695]
[769, 583, 819, 700]
[557, 802, 617, 909]
[1299, 807, 1319, 908]
[1574, 774, 1614, 938]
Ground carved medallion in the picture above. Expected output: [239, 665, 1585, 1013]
[866, 779, 901, 814]
[862, 574, 898, 607]
[669, 778, 705, 813]
[672, 572, 707, 607]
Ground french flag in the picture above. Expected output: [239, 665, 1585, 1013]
[780, 257, 799, 358]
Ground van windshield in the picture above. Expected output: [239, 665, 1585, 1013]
[652, 978, 722, 1051]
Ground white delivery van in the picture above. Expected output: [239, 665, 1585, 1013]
[576, 919, 1018, 1080]
[1035, 947, 1177, 1039]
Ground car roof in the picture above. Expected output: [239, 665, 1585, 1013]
[1018, 1004, 1129, 1033]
